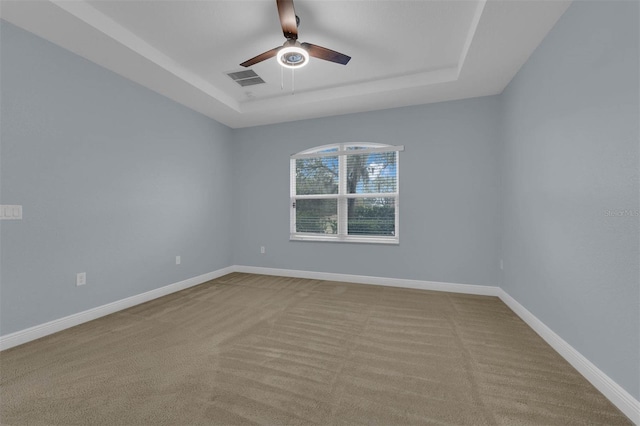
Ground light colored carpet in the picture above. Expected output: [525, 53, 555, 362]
[0, 273, 631, 425]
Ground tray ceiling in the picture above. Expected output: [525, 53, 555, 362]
[0, 0, 571, 128]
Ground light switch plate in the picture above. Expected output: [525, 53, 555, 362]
[0, 205, 22, 220]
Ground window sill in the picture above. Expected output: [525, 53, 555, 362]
[290, 234, 399, 245]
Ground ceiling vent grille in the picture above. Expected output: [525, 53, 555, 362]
[226, 70, 265, 87]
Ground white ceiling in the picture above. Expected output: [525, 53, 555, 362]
[0, 0, 571, 128]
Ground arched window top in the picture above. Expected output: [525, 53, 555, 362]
[290, 143, 403, 244]
[295, 142, 394, 156]
[292, 143, 402, 159]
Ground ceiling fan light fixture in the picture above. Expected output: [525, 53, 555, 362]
[277, 45, 309, 68]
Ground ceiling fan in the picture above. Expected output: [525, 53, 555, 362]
[240, 0, 351, 69]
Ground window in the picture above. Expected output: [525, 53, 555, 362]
[290, 143, 403, 244]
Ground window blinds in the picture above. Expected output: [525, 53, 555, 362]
[290, 144, 402, 243]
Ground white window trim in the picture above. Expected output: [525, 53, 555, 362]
[291, 145, 405, 159]
[290, 143, 402, 244]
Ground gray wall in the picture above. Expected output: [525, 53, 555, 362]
[501, 1, 639, 399]
[231, 97, 503, 287]
[0, 21, 233, 335]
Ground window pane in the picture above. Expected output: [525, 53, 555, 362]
[347, 197, 395, 236]
[296, 157, 339, 195]
[346, 152, 397, 194]
[296, 199, 338, 234]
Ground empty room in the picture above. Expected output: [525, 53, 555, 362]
[0, 0, 638, 424]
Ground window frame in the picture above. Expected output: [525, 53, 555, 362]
[290, 142, 402, 244]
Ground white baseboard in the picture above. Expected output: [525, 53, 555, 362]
[233, 265, 502, 297]
[498, 290, 640, 425]
[0, 266, 235, 352]
[1, 264, 637, 424]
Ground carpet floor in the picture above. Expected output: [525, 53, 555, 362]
[0, 273, 631, 425]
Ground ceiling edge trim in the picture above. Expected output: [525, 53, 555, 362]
[239, 66, 459, 112]
[456, 0, 487, 76]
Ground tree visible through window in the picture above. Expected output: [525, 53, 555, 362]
[290, 143, 402, 243]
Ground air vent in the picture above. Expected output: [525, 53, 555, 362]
[226, 69, 265, 87]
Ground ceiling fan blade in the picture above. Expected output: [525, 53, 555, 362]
[301, 43, 351, 65]
[277, 0, 298, 40]
[240, 47, 281, 67]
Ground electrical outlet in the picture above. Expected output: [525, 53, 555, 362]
[500, 259, 504, 270]
[76, 272, 86, 286]
[260, 246, 266, 254]
[176, 256, 181, 265]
